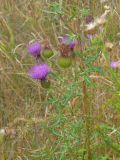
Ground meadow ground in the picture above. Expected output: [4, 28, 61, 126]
[0, 0, 120, 159]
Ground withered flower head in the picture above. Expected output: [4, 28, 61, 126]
[59, 44, 72, 57]
[85, 15, 94, 24]
[61, 36, 77, 50]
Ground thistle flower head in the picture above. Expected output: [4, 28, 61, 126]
[29, 64, 50, 80]
[60, 36, 77, 49]
[110, 61, 119, 68]
[59, 44, 72, 57]
[69, 41, 77, 49]
[27, 42, 42, 57]
[85, 15, 94, 24]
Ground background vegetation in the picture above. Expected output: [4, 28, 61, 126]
[0, 0, 120, 159]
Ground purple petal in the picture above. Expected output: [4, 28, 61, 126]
[61, 36, 77, 49]
[85, 15, 94, 24]
[29, 64, 50, 80]
[27, 42, 42, 56]
[69, 40, 77, 49]
[110, 61, 119, 68]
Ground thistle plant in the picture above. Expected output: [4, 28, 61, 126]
[26, 2, 112, 159]
[1, 1, 120, 160]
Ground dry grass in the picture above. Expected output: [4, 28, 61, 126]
[0, 0, 120, 159]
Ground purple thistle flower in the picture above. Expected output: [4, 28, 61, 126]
[85, 15, 94, 24]
[61, 36, 77, 49]
[69, 41, 77, 49]
[29, 64, 50, 80]
[110, 61, 119, 68]
[61, 37, 69, 44]
[27, 42, 42, 57]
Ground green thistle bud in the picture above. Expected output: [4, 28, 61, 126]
[42, 50, 53, 59]
[58, 57, 72, 68]
[41, 79, 50, 89]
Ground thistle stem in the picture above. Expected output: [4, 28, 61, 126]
[82, 81, 92, 160]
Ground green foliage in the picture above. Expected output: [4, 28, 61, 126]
[80, 8, 90, 17]
[50, 2, 62, 15]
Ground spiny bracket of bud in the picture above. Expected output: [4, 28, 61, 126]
[58, 57, 72, 69]
[42, 50, 54, 59]
[41, 79, 51, 89]
[42, 38, 54, 59]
